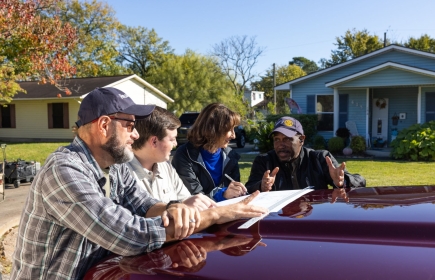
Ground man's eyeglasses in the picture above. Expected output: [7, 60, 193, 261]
[108, 116, 136, 132]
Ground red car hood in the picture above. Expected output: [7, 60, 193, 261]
[85, 186, 435, 280]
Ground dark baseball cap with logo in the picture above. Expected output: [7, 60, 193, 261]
[75, 87, 155, 127]
[270, 116, 304, 138]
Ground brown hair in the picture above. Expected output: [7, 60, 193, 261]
[187, 103, 240, 151]
[132, 106, 180, 150]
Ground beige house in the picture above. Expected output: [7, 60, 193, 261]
[0, 75, 174, 142]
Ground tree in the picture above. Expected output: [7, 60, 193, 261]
[320, 29, 384, 68]
[251, 64, 306, 114]
[55, 0, 128, 78]
[148, 50, 243, 116]
[211, 35, 265, 96]
[289, 56, 319, 74]
[404, 34, 435, 53]
[0, 0, 77, 101]
[116, 25, 173, 80]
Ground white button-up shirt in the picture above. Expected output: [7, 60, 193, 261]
[127, 157, 191, 203]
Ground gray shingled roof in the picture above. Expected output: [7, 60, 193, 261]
[15, 75, 131, 99]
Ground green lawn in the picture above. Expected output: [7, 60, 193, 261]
[2, 142, 434, 187]
[0, 142, 70, 164]
[240, 154, 435, 187]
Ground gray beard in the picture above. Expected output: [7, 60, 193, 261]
[101, 128, 134, 164]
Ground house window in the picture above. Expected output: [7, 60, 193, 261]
[316, 95, 334, 131]
[0, 104, 16, 128]
[253, 92, 256, 100]
[48, 103, 69, 129]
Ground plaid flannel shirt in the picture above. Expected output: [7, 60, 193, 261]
[11, 137, 166, 280]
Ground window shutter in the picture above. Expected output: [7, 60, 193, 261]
[10, 104, 16, 128]
[426, 92, 435, 121]
[306, 95, 315, 114]
[48, 103, 53, 128]
[63, 103, 69, 129]
[338, 94, 348, 128]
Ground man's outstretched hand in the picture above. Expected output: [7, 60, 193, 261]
[326, 156, 346, 188]
[261, 167, 279, 192]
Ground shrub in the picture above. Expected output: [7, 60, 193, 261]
[312, 134, 326, 150]
[350, 136, 366, 154]
[243, 119, 260, 143]
[390, 121, 435, 161]
[327, 137, 344, 153]
[256, 121, 275, 153]
[335, 127, 350, 139]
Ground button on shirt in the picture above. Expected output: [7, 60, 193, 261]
[11, 137, 166, 280]
[127, 157, 191, 203]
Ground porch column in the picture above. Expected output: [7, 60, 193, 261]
[366, 88, 370, 147]
[418, 86, 421, 123]
[333, 87, 339, 138]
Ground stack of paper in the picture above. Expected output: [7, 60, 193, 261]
[217, 189, 314, 229]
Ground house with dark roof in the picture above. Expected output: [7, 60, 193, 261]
[275, 45, 435, 147]
[0, 74, 174, 142]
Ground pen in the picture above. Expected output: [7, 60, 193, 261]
[224, 173, 235, 182]
[225, 173, 249, 195]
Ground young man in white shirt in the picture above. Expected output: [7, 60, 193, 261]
[127, 106, 217, 211]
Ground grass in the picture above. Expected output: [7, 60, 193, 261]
[0, 142, 69, 164]
[1, 142, 434, 187]
[239, 154, 435, 187]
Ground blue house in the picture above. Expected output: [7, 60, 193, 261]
[275, 45, 435, 147]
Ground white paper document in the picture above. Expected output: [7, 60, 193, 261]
[217, 189, 314, 229]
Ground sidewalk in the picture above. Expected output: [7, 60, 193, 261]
[0, 183, 30, 279]
[0, 184, 29, 238]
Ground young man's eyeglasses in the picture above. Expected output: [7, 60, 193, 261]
[108, 116, 136, 132]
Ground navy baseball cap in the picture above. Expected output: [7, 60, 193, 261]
[75, 87, 155, 127]
[270, 116, 304, 138]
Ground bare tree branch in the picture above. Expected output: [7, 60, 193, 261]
[211, 35, 265, 95]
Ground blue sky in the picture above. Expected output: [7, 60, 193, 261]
[104, 0, 435, 79]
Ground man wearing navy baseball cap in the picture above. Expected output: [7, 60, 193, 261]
[246, 116, 366, 193]
[12, 87, 267, 280]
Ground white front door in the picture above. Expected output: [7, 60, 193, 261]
[372, 98, 389, 141]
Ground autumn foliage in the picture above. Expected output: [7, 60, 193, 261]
[0, 0, 78, 101]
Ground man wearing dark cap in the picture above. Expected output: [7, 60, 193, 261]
[11, 87, 267, 280]
[246, 116, 365, 193]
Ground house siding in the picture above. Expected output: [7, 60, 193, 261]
[286, 49, 435, 143]
[293, 50, 435, 101]
[0, 75, 172, 142]
[0, 99, 79, 141]
[111, 79, 168, 108]
[337, 68, 435, 88]
[340, 89, 367, 137]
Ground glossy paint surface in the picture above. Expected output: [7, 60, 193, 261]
[85, 186, 435, 280]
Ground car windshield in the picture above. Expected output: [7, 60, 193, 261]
[179, 113, 199, 125]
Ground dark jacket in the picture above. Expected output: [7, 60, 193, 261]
[245, 147, 366, 193]
[172, 142, 241, 199]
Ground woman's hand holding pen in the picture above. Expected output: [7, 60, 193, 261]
[224, 181, 248, 199]
[224, 174, 248, 199]
[261, 167, 279, 192]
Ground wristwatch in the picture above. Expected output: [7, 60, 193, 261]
[166, 200, 181, 210]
